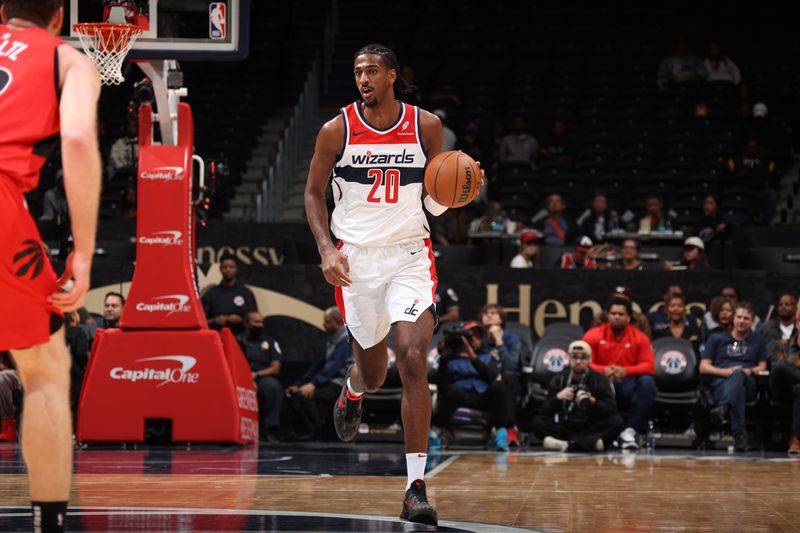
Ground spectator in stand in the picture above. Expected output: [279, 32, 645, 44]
[39, 170, 69, 222]
[432, 109, 457, 152]
[657, 36, 708, 91]
[0, 352, 21, 442]
[749, 102, 793, 167]
[459, 121, 484, 166]
[592, 285, 652, 338]
[665, 236, 711, 270]
[727, 138, 778, 225]
[537, 193, 577, 246]
[703, 40, 741, 85]
[469, 201, 511, 235]
[201, 253, 257, 334]
[652, 294, 701, 351]
[538, 119, 574, 164]
[700, 302, 768, 452]
[648, 284, 686, 343]
[533, 340, 624, 452]
[435, 283, 461, 324]
[638, 194, 674, 234]
[560, 236, 594, 269]
[430, 321, 517, 452]
[767, 304, 800, 455]
[429, 207, 469, 245]
[237, 309, 283, 442]
[98, 292, 124, 329]
[479, 304, 522, 379]
[758, 293, 799, 343]
[63, 311, 90, 427]
[284, 307, 352, 441]
[692, 194, 734, 242]
[701, 297, 736, 341]
[108, 116, 139, 178]
[583, 297, 656, 450]
[620, 238, 644, 271]
[578, 192, 614, 244]
[400, 65, 424, 107]
[498, 115, 538, 168]
[510, 229, 542, 268]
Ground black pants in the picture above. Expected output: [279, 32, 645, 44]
[770, 361, 800, 438]
[283, 381, 340, 439]
[531, 412, 625, 451]
[255, 376, 283, 432]
[434, 381, 515, 429]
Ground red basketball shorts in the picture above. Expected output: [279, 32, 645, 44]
[0, 179, 60, 351]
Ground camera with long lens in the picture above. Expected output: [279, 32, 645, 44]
[133, 78, 155, 105]
[443, 327, 471, 356]
[572, 383, 592, 408]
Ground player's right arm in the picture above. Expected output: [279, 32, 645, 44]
[48, 44, 102, 312]
[304, 116, 351, 287]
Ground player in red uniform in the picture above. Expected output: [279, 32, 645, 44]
[0, 1, 101, 531]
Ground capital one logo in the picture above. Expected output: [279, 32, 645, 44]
[109, 355, 200, 387]
[135, 294, 191, 316]
[543, 348, 570, 373]
[140, 166, 184, 181]
[139, 230, 184, 246]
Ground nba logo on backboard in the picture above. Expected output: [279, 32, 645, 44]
[209, 3, 227, 40]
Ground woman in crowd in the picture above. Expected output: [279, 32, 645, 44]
[510, 229, 542, 268]
[652, 294, 701, 351]
[701, 296, 735, 341]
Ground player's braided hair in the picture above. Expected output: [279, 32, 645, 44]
[2, 0, 63, 27]
[354, 43, 416, 95]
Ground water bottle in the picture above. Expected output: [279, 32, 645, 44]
[647, 421, 656, 450]
[491, 215, 504, 234]
[664, 217, 673, 235]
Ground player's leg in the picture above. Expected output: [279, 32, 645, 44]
[386, 240, 438, 525]
[11, 326, 72, 530]
[333, 338, 388, 442]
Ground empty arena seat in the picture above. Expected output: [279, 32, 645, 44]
[653, 337, 699, 401]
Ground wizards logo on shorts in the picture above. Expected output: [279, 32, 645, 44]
[13, 239, 45, 280]
[660, 350, 688, 375]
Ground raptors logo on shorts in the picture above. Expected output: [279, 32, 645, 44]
[13, 239, 46, 280]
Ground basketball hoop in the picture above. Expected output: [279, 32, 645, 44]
[73, 23, 142, 86]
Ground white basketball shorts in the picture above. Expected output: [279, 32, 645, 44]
[335, 238, 438, 349]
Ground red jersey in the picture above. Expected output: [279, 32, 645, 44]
[583, 322, 655, 377]
[0, 24, 62, 192]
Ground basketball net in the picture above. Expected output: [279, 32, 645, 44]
[73, 23, 142, 85]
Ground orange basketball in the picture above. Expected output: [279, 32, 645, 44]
[424, 150, 481, 208]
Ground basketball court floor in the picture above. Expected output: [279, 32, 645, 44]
[1, 441, 798, 532]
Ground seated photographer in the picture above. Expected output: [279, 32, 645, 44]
[532, 341, 623, 452]
[430, 321, 516, 451]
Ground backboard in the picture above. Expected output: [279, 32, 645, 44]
[63, 0, 250, 61]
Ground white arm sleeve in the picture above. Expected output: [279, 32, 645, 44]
[424, 195, 448, 216]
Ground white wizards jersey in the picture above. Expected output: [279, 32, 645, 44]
[330, 101, 429, 247]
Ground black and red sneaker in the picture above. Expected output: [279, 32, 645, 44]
[399, 479, 438, 526]
[333, 370, 363, 442]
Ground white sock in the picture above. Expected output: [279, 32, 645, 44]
[406, 452, 427, 489]
[346, 377, 363, 398]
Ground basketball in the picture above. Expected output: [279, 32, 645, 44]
[424, 150, 481, 208]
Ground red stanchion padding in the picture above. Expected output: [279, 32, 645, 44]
[77, 328, 258, 444]
[121, 103, 205, 330]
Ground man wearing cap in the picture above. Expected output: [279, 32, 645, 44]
[532, 340, 624, 452]
[584, 297, 656, 450]
[510, 229, 542, 268]
[432, 321, 517, 451]
[560, 236, 595, 269]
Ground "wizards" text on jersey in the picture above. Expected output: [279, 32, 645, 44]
[351, 149, 415, 166]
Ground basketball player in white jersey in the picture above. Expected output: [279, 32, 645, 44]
[304, 44, 481, 525]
